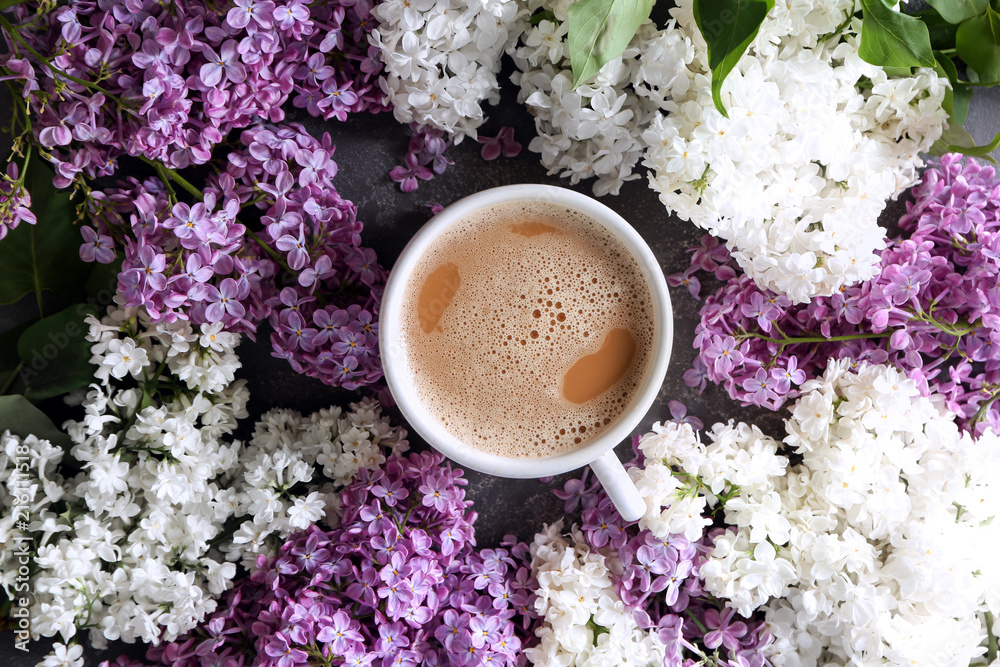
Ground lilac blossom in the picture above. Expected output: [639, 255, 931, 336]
[551, 440, 774, 665]
[0, 0, 389, 185]
[80, 122, 387, 390]
[388, 124, 456, 192]
[682, 155, 1000, 430]
[476, 127, 521, 161]
[119, 452, 541, 667]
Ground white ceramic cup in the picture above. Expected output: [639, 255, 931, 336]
[379, 184, 672, 522]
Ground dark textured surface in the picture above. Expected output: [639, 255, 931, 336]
[0, 68, 998, 664]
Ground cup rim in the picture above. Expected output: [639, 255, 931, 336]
[379, 184, 673, 478]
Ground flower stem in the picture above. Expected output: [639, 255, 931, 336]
[740, 331, 893, 346]
[241, 192, 271, 209]
[972, 389, 1000, 427]
[0, 14, 124, 102]
[142, 157, 204, 201]
[684, 607, 708, 634]
[246, 228, 291, 272]
[986, 611, 997, 664]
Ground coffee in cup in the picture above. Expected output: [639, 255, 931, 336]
[380, 184, 672, 522]
[398, 200, 655, 459]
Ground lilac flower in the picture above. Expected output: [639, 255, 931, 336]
[683, 156, 1000, 430]
[667, 267, 701, 299]
[272, 0, 312, 33]
[199, 41, 247, 86]
[552, 477, 599, 513]
[419, 476, 459, 512]
[290, 532, 331, 574]
[668, 400, 704, 431]
[771, 357, 806, 394]
[276, 225, 311, 270]
[683, 364, 710, 392]
[205, 278, 246, 322]
[137, 245, 167, 291]
[703, 607, 749, 651]
[389, 152, 433, 193]
[740, 292, 778, 332]
[324, 81, 361, 120]
[469, 615, 502, 649]
[348, 247, 379, 285]
[316, 610, 364, 654]
[264, 634, 308, 667]
[226, 0, 276, 29]
[413, 132, 453, 175]
[79, 225, 115, 263]
[345, 566, 380, 607]
[476, 127, 521, 161]
[704, 335, 745, 376]
[434, 610, 467, 650]
[741, 368, 779, 407]
[299, 52, 335, 86]
[359, 502, 395, 536]
[882, 265, 931, 306]
[372, 480, 409, 508]
[295, 148, 333, 187]
[37, 106, 77, 147]
[581, 503, 625, 549]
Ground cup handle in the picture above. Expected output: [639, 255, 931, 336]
[589, 449, 646, 523]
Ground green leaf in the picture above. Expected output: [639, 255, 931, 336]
[930, 121, 980, 156]
[0, 160, 90, 305]
[0, 395, 71, 448]
[939, 127, 1000, 160]
[529, 9, 557, 24]
[926, 0, 988, 23]
[567, 0, 655, 87]
[934, 51, 972, 125]
[693, 0, 774, 118]
[956, 7, 1000, 83]
[859, 0, 936, 68]
[915, 8, 962, 49]
[17, 304, 97, 402]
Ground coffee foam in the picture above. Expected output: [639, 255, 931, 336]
[400, 201, 655, 459]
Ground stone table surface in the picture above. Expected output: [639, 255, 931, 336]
[1, 72, 999, 664]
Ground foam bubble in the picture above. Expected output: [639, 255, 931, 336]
[399, 200, 655, 459]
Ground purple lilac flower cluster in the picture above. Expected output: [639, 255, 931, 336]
[677, 154, 1000, 432]
[106, 452, 540, 667]
[555, 464, 772, 667]
[0, 0, 386, 187]
[88, 122, 387, 389]
[0, 161, 36, 240]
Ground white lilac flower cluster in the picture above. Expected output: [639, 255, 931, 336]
[0, 432, 67, 597]
[229, 400, 409, 567]
[636, 359, 1000, 666]
[643, 1, 947, 301]
[372, 0, 518, 140]
[507, 0, 947, 300]
[631, 419, 791, 607]
[525, 521, 666, 666]
[0, 299, 406, 647]
[507, 12, 680, 196]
